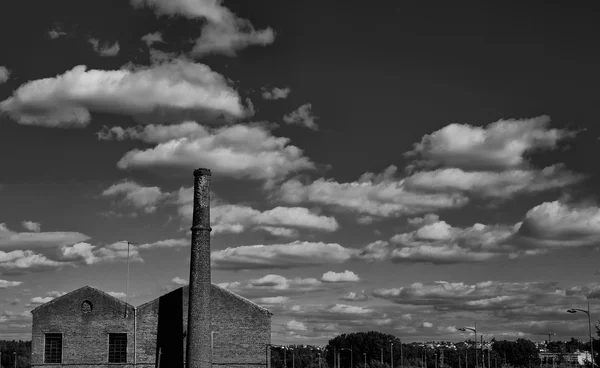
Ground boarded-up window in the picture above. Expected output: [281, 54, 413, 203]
[108, 333, 127, 363]
[44, 333, 62, 363]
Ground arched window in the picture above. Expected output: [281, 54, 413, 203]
[81, 300, 93, 314]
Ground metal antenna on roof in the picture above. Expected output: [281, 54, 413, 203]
[120, 240, 138, 317]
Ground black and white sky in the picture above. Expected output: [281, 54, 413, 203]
[1, 0, 600, 345]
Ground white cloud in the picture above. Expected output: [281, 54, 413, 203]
[131, 0, 275, 56]
[0, 66, 10, 84]
[278, 166, 468, 218]
[141, 32, 164, 47]
[0, 250, 63, 273]
[0, 223, 89, 249]
[516, 201, 600, 248]
[283, 103, 318, 130]
[102, 181, 165, 213]
[21, 221, 41, 233]
[211, 241, 357, 270]
[328, 304, 373, 315]
[255, 296, 290, 304]
[172, 277, 188, 286]
[404, 165, 583, 198]
[107, 292, 127, 299]
[29, 296, 54, 306]
[47, 27, 67, 39]
[88, 39, 120, 57]
[221, 274, 324, 298]
[111, 122, 314, 182]
[0, 59, 245, 127]
[60, 242, 143, 265]
[287, 320, 307, 331]
[406, 115, 574, 171]
[210, 204, 339, 234]
[340, 290, 369, 301]
[257, 226, 298, 238]
[0, 280, 22, 288]
[262, 87, 291, 100]
[321, 270, 360, 283]
[138, 239, 188, 249]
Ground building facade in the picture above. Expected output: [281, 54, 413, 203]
[31, 285, 272, 368]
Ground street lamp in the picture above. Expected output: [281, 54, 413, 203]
[364, 352, 367, 368]
[391, 341, 394, 368]
[341, 348, 353, 368]
[567, 303, 595, 368]
[459, 323, 478, 368]
[548, 332, 556, 344]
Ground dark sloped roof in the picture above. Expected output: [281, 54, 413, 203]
[30, 285, 135, 314]
[137, 284, 272, 316]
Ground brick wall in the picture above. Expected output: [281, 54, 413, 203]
[136, 284, 272, 368]
[31, 286, 135, 368]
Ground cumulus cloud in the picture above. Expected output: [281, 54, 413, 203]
[516, 200, 600, 248]
[102, 181, 166, 213]
[406, 115, 574, 171]
[321, 270, 360, 283]
[287, 320, 307, 331]
[255, 296, 290, 305]
[0, 223, 89, 249]
[0, 59, 245, 127]
[0, 280, 22, 288]
[278, 165, 468, 218]
[138, 239, 188, 249]
[0, 250, 63, 274]
[0, 66, 10, 84]
[211, 241, 357, 270]
[47, 27, 67, 39]
[210, 205, 339, 234]
[141, 32, 164, 47]
[107, 122, 314, 182]
[88, 39, 120, 57]
[372, 280, 600, 320]
[60, 242, 143, 265]
[262, 87, 291, 100]
[404, 165, 583, 199]
[221, 274, 324, 298]
[283, 103, 318, 130]
[21, 221, 41, 233]
[340, 290, 369, 301]
[130, 0, 275, 56]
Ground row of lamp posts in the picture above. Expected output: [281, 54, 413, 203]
[270, 306, 595, 368]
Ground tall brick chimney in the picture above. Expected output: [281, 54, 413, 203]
[186, 168, 212, 368]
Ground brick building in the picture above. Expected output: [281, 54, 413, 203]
[31, 284, 272, 368]
[31, 169, 270, 368]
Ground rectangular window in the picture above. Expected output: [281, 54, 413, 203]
[108, 333, 127, 363]
[44, 333, 62, 364]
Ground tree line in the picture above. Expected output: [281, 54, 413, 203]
[0, 340, 30, 368]
[269, 327, 600, 368]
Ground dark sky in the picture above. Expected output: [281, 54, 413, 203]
[0, 0, 599, 344]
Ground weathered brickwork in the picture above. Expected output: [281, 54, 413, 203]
[31, 286, 135, 368]
[32, 285, 271, 368]
[136, 284, 272, 368]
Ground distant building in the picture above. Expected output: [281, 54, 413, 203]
[30, 284, 272, 368]
[538, 351, 592, 366]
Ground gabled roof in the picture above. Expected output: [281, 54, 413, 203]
[137, 284, 272, 316]
[30, 285, 135, 314]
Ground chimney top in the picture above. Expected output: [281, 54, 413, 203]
[193, 168, 211, 177]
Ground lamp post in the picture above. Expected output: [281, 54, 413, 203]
[341, 348, 353, 368]
[364, 353, 367, 368]
[567, 303, 594, 368]
[459, 323, 478, 368]
[400, 339, 403, 368]
[391, 341, 394, 368]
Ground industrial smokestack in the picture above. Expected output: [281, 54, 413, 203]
[186, 168, 212, 368]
